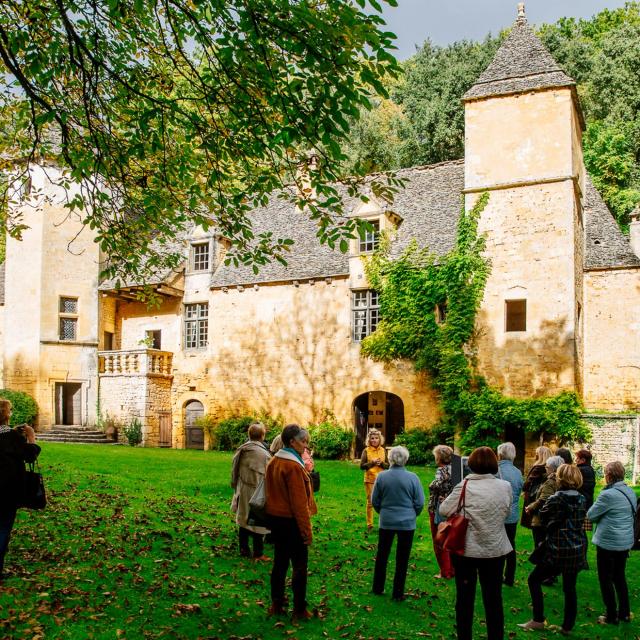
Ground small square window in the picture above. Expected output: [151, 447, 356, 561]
[60, 317, 78, 341]
[505, 299, 527, 332]
[358, 220, 380, 253]
[191, 242, 210, 271]
[60, 297, 78, 314]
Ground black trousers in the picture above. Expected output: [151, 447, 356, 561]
[528, 564, 578, 630]
[238, 526, 264, 558]
[269, 516, 308, 613]
[372, 528, 415, 599]
[596, 546, 630, 622]
[0, 508, 16, 576]
[503, 523, 517, 585]
[452, 554, 506, 640]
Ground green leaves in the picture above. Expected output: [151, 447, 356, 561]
[0, 0, 400, 281]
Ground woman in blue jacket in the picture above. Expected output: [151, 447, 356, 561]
[371, 445, 425, 601]
[587, 461, 637, 625]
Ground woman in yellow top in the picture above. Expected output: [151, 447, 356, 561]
[360, 429, 389, 531]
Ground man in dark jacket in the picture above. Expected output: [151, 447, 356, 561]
[576, 449, 596, 510]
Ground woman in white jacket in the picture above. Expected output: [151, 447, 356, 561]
[439, 446, 512, 640]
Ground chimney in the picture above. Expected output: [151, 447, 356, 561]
[630, 205, 640, 258]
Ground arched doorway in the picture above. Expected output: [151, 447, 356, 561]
[184, 400, 204, 449]
[353, 391, 405, 456]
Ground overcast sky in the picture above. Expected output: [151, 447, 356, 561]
[381, 0, 630, 59]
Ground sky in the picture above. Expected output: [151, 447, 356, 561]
[380, 0, 631, 59]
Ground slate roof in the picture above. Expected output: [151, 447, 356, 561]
[98, 234, 188, 291]
[209, 161, 465, 288]
[584, 178, 640, 270]
[464, 16, 575, 101]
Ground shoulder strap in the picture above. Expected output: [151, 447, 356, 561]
[456, 479, 468, 514]
[614, 487, 637, 516]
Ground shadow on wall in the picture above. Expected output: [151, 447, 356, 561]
[182, 285, 424, 424]
[474, 311, 575, 397]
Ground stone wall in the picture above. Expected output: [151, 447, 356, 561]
[583, 269, 640, 412]
[582, 414, 639, 482]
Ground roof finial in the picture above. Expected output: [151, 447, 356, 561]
[517, 3, 526, 20]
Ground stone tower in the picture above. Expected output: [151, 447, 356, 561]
[4, 163, 100, 428]
[463, 5, 585, 397]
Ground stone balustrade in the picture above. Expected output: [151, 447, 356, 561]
[98, 349, 173, 378]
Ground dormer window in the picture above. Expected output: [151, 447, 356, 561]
[359, 220, 380, 254]
[190, 241, 210, 271]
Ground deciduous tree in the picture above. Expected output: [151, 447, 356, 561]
[0, 0, 400, 280]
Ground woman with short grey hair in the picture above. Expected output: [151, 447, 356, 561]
[497, 442, 523, 586]
[497, 442, 516, 462]
[371, 446, 425, 600]
[588, 461, 637, 625]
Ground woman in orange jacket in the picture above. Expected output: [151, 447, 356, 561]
[265, 424, 317, 621]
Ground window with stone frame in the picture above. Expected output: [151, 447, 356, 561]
[352, 290, 380, 342]
[358, 219, 380, 253]
[59, 296, 78, 341]
[184, 302, 208, 349]
[505, 299, 527, 332]
[190, 241, 211, 271]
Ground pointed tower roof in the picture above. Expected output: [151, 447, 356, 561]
[464, 4, 575, 101]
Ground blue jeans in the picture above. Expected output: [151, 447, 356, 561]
[0, 508, 17, 576]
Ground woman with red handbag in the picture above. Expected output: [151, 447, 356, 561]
[439, 447, 512, 640]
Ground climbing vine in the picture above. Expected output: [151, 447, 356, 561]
[361, 194, 590, 451]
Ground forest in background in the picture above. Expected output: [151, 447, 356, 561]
[344, 2, 640, 232]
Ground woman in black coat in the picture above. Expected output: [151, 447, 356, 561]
[0, 399, 40, 580]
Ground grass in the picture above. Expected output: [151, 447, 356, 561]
[0, 444, 639, 640]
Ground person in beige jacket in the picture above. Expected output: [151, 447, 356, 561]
[230, 423, 272, 560]
[439, 447, 512, 640]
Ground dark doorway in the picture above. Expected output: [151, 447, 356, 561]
[185, 400, 204, 449]
[385, 393, 405, 446]
[504, 423, 526, 472]
[55, 382, 82, 425]
[353, 391, 405, 457]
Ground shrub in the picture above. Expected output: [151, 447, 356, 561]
[0, 389, 38, 426]
[393, 424, 455, 465]
[210, 413, 283, 451]
[308, 414, 353, 460]
[194, 415, 216, 450]
[123, 417, 143, 447]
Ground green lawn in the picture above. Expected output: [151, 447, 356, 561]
[0, 445, 638, 640]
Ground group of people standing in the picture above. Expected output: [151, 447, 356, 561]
[230, 423, 638, 638]
[425, 442, 637, 639]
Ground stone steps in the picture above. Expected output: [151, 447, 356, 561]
[36, 427, 112, 445]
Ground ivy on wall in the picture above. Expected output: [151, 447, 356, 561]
[361, 193, 590, 451]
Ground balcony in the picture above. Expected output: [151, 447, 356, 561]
[98, 349, 173, 378]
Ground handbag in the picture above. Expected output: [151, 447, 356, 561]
[435, 480, 468, 555]
[19, 461, 47, 510]
[247, 477, 267, 527]
[309, 470, 320, 493]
